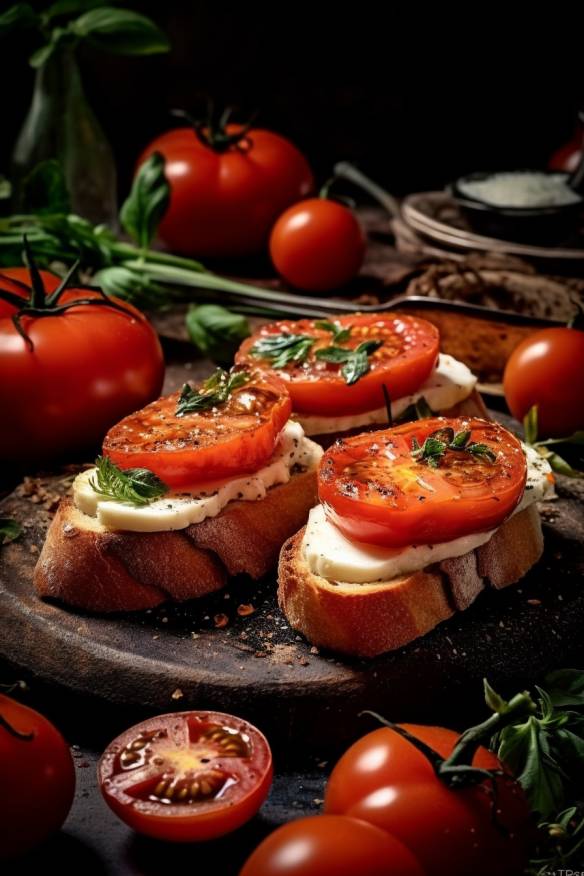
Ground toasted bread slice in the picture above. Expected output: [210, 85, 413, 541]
[278, 505, 544, 657]
[35, 466, 318, 613]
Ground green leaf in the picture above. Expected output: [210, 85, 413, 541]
[176, 369, 249, 417]
[94, 266, 165, 309]
[484, 679, 508, 714]
[0, 177, 11, 200]
[44, 0, 107, 20]
[341, 340, 382, 385]
[0, 4, 38, 35]
[0, 517, 22, 545]
[451, 429, 471, 449]
[524, 405, 539, 445]
[315, 346, 351, 364]
[314, 319, 351, 343]
[251, 332, 315, 369]
[537, 431, 584, 447]
[21, 160, 70, 215]
[466, 442, 497, 463]
[498, 716, 566, 817]
[186, 304, 250, 367]
[71, 7, 170, 55]
[540, 448, 584, 479]
[29, 41, 59, 68]
[545, 670, 584, 709]
[90, 456, 167, 506]
[120, 152, 170, 249]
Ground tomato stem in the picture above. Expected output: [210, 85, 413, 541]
[171, 104, 258, 154]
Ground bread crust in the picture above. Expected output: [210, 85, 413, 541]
[278, 506, 544, 657]
[34, 466, 318, 613]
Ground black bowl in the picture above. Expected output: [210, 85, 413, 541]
[449, 170, 584, 245]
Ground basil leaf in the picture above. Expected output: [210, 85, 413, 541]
[0, 4, 38, 35]
[450, 429, 470, 449]
[524, 405, 539, 445]
[120, 153, 170, 249]
[498, 716, 565, 817]
[0, 517, 22, 545]
[314, 319, 351, 343]
[90, 456, 167, 506]
[186, 304, 250, 367]
[21, 159, 70, 214]
[467, 442, 497, 463]
[44, 0, 107, 20]
[176, 369, 249, 417]
[251, 333, 315, 368]
[545, 670, 584, 709]
[94, 266, 165, 309]
[71, 7, 170, 55]
[341, 340, 382, 385]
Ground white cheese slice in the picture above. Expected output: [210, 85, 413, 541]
[295, 354, 477, 436]
[73, 420, 322, 533]
[302, 444, 553, 584]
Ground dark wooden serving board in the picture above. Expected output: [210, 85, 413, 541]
[1, 355, 583, 754]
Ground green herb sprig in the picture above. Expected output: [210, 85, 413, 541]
[176, 368, 249, 416]
[186, 303, 250, 367]
[524, 406, 584, 479]
[250, 333, 315, 369]
[0, 517, 22, 545]
[314, 319, 352, 344]
[315, 339, 382, 385]
[90, 456, 167, 506]
[411, 427, 497, 468]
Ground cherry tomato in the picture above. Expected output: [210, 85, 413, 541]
[239, 814, 425, 876]
[325, 724, 531, 876]
[0, 693, 75, 858]
[503, 327, 584, 437]
[319, 417, 526, 548]
[0, 270, 164, 463]
[269, 198, 366, 292]
[138, 124, 313, 258]
[99, 711, 272, 842]
[103, 368, 291, 487]
[236, 314, 440, 416]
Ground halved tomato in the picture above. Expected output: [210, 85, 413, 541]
[98, 711, 273, 842]
[103, 368, 291, 487]
[235, 314, 440, 415]
[319, 417, 527, 548]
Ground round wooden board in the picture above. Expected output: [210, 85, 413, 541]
[2, 463, 583, 754]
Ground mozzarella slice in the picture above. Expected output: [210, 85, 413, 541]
[302, 444, 553, 584]
[295, 354, 477, 436]
[73, 421, 322, 533]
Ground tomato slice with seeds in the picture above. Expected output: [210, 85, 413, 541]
[103, 368, 291, 488]
[235, 313, 440, 415]
[98, 711, 273, 842]
[319, 417, 527, 548]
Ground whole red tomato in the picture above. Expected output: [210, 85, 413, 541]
[0, 267, 164, 462]
[138, 121, 313, 258]
[503, 326, 584, 437]
[239, 815, 425, 876]
[325, 723, 532, 876]
[0, 693, 75, 858]
[269, 198, 366, 292]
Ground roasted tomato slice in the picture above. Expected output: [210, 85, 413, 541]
[236, 313, 440, 415]
[103, 368, 291, 488]
[319, 417, 527, 548]
[98, 711, 273, 842]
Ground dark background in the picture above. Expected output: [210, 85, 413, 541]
[1, 3, 583, 203]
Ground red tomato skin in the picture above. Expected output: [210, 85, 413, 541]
[325, 724, 531, 876]
[99, 711, 273, 843]
[503, 327, 584, 437]
[0, 694, 75, 858]
[0, 293, 164, 462]
[269, 199, 366, 292]
[239, 815, 425, 876]
[139, 126, 314, 258]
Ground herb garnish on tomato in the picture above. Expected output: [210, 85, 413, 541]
[175, 368, 249, 416]
[90, 456, 168, 506]
[411, 426, 497, 468]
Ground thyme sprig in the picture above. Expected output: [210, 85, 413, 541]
[411, 427, 497, 469]
[90, 457, 167, 506]
[176, 368, 249, 416]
